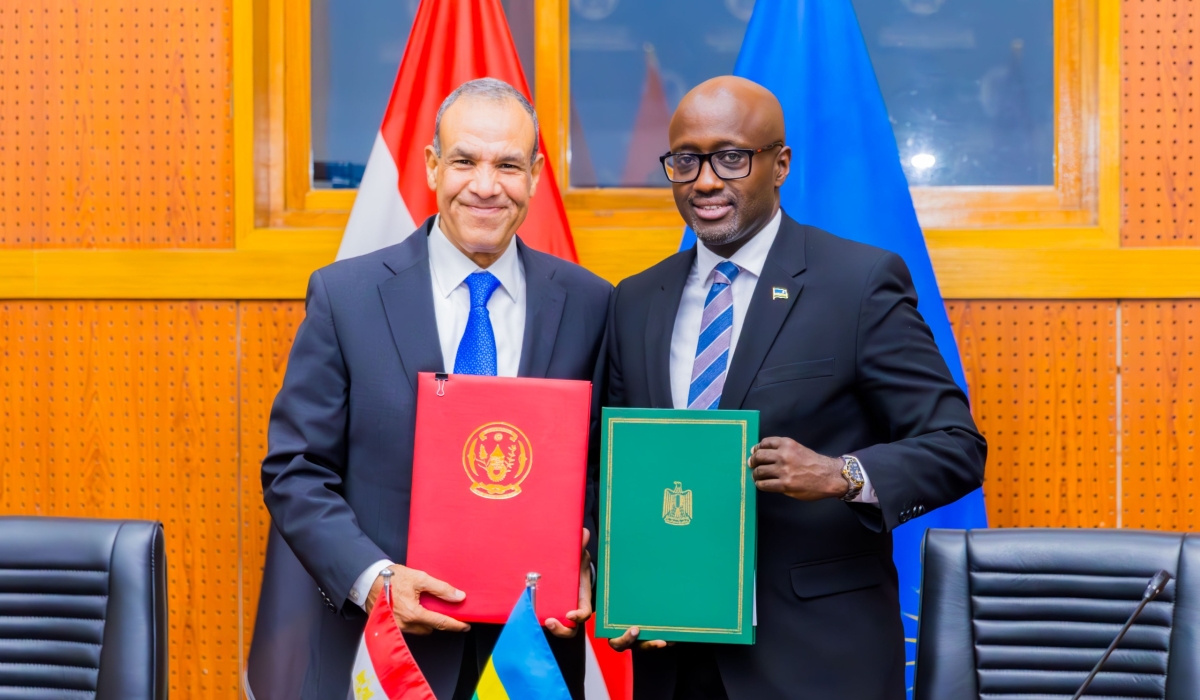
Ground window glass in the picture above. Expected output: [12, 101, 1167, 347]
[853, 0, 1054, 186]
[310, 0, 536, 189]
[569, 0, 754, 187]
[568, 0, 1053, 188]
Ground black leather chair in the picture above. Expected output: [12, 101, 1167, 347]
[0, 517, 167, 700]
[916, 528, 1200, 700]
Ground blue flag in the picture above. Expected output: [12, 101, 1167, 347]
[679, 0, 989, 693]
[473, 587, 571, 700]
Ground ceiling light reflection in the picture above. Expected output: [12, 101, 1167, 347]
[910, 153, 936, 170]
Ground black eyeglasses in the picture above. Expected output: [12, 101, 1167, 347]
[659, 141, 784, 183]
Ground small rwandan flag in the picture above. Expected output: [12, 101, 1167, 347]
[347, 578, 435, 700]
[474, 587, 571, 700]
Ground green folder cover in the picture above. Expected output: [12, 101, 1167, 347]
[596, 408, 758, 644]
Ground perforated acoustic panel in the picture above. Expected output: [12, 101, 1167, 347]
[0, 1, 233, 248]
[1121, 302, 1200, 529]
[238, 301, 304, 660]
[947, 302, 1118, 528]
[1122, 0, 1200, 245]
[0, 302, 241, 698]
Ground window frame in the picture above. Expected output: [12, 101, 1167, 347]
[551, 0, 1107, 232]
[258, 0, 1118, 249]
[10, 0, 1198, 301]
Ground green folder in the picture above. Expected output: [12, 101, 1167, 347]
[596, 407, 758, 644]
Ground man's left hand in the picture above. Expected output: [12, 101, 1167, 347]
[748, 436, 847, 501]
[544, 528, 593, 638]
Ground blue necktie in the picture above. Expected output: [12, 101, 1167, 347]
[453, 271, 502, 376]
[688, 260, 741, 410]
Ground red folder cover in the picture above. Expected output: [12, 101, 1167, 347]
[407, 372, 591, 625]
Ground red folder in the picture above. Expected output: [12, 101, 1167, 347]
[406, 372, 591, 625]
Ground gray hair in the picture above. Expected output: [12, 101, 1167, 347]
[433, 78, 540, 162]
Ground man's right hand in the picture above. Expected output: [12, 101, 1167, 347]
[364, 564, 470, 635]
[607, 625, 673, 652]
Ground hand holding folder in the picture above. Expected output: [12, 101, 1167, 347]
[542, 528, 594, 638]
[363, 564, 470, 635]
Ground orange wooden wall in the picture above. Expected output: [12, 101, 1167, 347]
[0, 302, 243, 697]
[949, 302, 1119, 529]
[0, 0, 233, 248]
[1121, 0, 1200, 245]
[3, 0, 1200, 697]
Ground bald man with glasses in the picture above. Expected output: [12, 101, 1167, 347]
[604, 77, 985, 699]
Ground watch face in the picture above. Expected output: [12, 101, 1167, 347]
[845, 458, 864, 485]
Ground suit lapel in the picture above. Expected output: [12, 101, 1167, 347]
[720, 215, 808, 410]
[645, 249, 696, 409]
[517, 240, 567, 378]
[378, 219, 444, 393]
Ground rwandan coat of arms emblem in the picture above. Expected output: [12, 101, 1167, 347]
[462, 422, 533, 499]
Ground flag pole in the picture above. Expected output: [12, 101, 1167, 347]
[382, 568, 394, 608]
[525, 571, 540, 611]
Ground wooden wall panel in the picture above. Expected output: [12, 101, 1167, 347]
[947, 302, 1118, 528]
[0, 301, 240, 699]
[0, 0, 233, 249]
[1121, 0, 1200, 245]
[1120, 302, 1200, 529]
[237, 301, 304, 660]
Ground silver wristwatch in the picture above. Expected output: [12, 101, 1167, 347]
[840, 455, 865, 502]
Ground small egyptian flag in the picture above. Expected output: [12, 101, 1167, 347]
[349, 572, 435, 700]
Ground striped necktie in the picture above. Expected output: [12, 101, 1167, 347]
[688, 260, 741, 410]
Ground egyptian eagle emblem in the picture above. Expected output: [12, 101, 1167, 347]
[353, 670, 375, 700]
[662, 481, 693, 526]
[462, 422, 533, 499]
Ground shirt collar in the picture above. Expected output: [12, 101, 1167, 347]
[428, 216, 523, 304]
[695, 208, 783, 282]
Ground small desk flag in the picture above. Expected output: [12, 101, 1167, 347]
[348, 578, 436, 700]
[473, 586, 572, 700]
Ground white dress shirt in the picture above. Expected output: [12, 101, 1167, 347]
[428, 218, 526, 378]
[668, 209, 877, 505]
[349, 218, 529, 609]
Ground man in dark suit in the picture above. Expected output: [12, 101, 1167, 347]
[605, 76, 986, 699]
[261, 78, 610, 700]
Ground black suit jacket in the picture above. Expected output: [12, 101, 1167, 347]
[607, 212, 986, 700]
[262, 218, 612, 700]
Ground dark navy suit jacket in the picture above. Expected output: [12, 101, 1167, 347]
[607, 213, 986, 700]
[262, 218, 612, 699]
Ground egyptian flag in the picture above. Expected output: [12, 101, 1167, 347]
[336, 0, 577, 262]
[348, 586, 436, 700]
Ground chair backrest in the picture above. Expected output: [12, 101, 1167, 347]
[916, 528, 1200, 700]
[0, 517, 167, 700]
